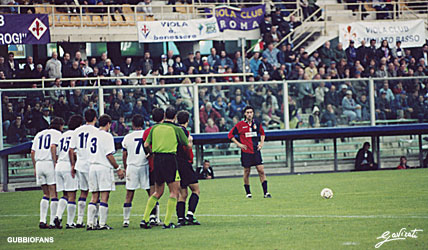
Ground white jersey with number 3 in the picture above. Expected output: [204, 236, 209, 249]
[121, 130, 148, 167]
[88, 129, 116, 169]
[70, 124, 99, 172]
[31, 129, 62, 162]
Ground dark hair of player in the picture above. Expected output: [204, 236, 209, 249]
[50, 117, 65, 131]
[131, 114, 144, 128]
[165, 106, 177, 119]
[98, 114, 112, 127]
[152, 108, 164, 123]
[177, 110, 189, 125]
[68, 115, 84, 130]
[84, 109, 97, 123]
[243, 105, 254, 114]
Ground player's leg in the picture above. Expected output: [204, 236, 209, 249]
[255, 164, 271, 198]
[98, 191, 110, 230]
[39, 184, 50, 229]
[243, 167, 252, 198]
[177, 187, 188, 226]
[141, 182, 164, 228]
[76, 170, 89, 228]
[164, 180, 180, 228]
[54, 190, 68, 229]
[123, 190, 134, 227]
[66, 191, 77, 228]
[87, 168, 99, 230]
[186, 183, 201, 225]
[48, 184, 58, 228]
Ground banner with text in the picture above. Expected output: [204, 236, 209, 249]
[214, 5, 265, 32]
[137, 18, 219, 43]
[0, 14, 50, 45]
[339, 19, 426, 48]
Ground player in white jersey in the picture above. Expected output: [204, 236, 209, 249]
[69, 109, 98, 228]
[122, 115, 150, 227]
[86, 114, 124, 230]
[53, 115, 84, 229]
[31, 118, 64, 229]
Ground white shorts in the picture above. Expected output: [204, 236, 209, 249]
[76, 171, 89, 191]
[55, 169, 78, 192]
[126, 165, 150, 190]
[88, 165, 116, 192]
[36, 161, 55, 186]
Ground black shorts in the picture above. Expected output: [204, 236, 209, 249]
[241, 151, 263, 168]
[153, 153, 180, 185]
[177, 158, 198, 189]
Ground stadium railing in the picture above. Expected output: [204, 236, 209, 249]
[1, 75, 428, 191]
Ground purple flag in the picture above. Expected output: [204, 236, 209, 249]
[0, 14, 50, 45]
[214, 5, 265, 32]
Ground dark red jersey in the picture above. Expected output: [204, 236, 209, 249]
[228, 120, 265, 154]
[177, 125, 194, 164]
[143, 127, 154, 172]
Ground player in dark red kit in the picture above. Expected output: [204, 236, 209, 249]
[228, 106, 271, 198]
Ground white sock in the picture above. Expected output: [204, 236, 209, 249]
[123, 203, 132, 222]
[77, 198, 86, 225]
[156, 203, 160, 221]
[49, 198, 58, 225]
[99, 203, 108, 227]
[56, 197, 68, 220]
[94, 202, 100, 225]
[67, 202, 76, 226]
[86, 203, 97, 227]
[40, 197, 49, 223]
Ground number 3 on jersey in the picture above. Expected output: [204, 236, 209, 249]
[90, 138, 97, 153]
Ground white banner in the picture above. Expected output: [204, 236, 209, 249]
[339, 19, 426, 48]
[137, 18, 219, 43]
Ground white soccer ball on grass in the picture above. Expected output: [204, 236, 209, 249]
[320, 188, 333, 199]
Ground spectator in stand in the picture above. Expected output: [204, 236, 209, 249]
[249, 86, 265, 110]
[173, 56, 186, 75]
[154, 87, 169, 109]
[305, 60, 318, 80]
[393, 90, 412, 119]
[308, 106, 321, 128]
[215, 50, 233, 72]
[410, 95, 426, 122]
[6, 52, 19, 79]
[64, 60, 84, 81]
[378, 40, 391, 62]
[22, 56, 35, 78]
[392, 41, 405, 60]
[259, 15, 272, 40]
[234, 51, 250, 74]
[139, 51, 153, 76]
[49, 78, 66, 102]
[342, 90, 361, 122]
[137, 0, 153, 15]
[111, 116, 130, 136]
[320, 104, 337, 127]
[200, 102, 221, 132]
[250, 52, 261, 78]
[333, 42, 347, 64]
[0, 56, 10, 79]
[262, 43, 280, 68]
[272, 64, 287, 80]
[110, 66, 125, 84]
[376, 91, 395, 120]
[357, 94, 370, 121]
[262, 95, 281, 125]
[107, 100, 124, 122]
[397, 156, 409, 169]
[120, 57, 136, 76]
[345, 40, 358, 67]
[212, 95, 228, 117]
[258, 55, 273, 78]
[315, 80, 328, 109]
[53, 95, 71, 122]
[207, 48, 220, 69]
[6, 116, 28, 144]
[183, 52, 199, 74]
[379, 82, 395, 102]
[319, 41, 334, 67]
[132, 99, 150, 127]
[271, 8, 288, 36]
[263, 26, 282, 47]
[205, 118, 219, 133]
[45, 52, 62, 79]
[196, 160, 214, 180]
[158, 54, 169, 75]
[229, 95, 246, 119]
[102, 58, 114, 77]
[297, 78, 315, 113]
[355, 142, 377, 171]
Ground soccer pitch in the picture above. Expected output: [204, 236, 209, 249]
[1, 169, 428, 249]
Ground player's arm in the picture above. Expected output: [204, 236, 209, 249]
[122, 149, 128, 171]
[257, 135, 265, 151]
[69, 148, 77, 178]
[107, 154, 124, 179]
[228, 125, 247, 150]
[50, 144, 58, 167]
[31, 150, 36, 177]
[231, 137, 247, 150]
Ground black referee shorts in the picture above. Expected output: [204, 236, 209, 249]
[241, 151, 263, 168]
[177, 157, 198, 189]
[153, 153, 180, 185]
[149, 169, 155, 186]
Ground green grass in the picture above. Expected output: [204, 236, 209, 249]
[1, 169, 428, 249]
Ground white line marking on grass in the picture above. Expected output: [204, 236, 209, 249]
[1, 214, 428, 219]
[342, 242, 359, 246]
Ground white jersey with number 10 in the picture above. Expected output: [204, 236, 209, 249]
[31, 129, 62, 162]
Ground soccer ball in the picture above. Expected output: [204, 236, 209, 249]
[320, 188, 333, 199]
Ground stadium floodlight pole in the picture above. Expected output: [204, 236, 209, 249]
[283, 80, 290, 130]
[98, 85, 105, 116]
[369, 78, 376, 126]
[193, 83, 200, 134]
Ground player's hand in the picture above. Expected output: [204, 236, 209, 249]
[257, 143, 264, 151]
[238, 143, 247, 150]
[71, 166, 76, 178]
[117, 169, 124, 179]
